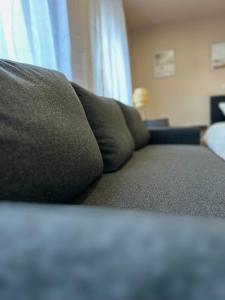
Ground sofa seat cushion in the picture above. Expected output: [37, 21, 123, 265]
[72, 83, 134, 172]
[82, 145, 225, 218]
[117, 102, 150, 149]
[0, 60, 103, 203]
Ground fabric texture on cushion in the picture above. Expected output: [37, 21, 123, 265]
[117, 101, 150, 149]
[81, 145, 225, 218]
[2, 203, 225, 300]
[0, 60, 103, 203]
[71, 83, 134, 172]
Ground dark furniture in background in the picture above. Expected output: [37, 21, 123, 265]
[144, 118, 170, 128]
[150, 127, 200, 145]
[210, 95, 225, 124]
[144, 118, 200, 144]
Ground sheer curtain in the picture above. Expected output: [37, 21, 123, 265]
[0, 0, 133, 100]
[91, 0, 133, 105]
[0, 0, 72, 79]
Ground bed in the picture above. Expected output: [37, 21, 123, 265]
[203, 96, 225, 160]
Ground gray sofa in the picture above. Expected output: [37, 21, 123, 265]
[82, 145, 225, 218]
[1, 59, 225, 299]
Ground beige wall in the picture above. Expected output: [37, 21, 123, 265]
[129, 14, 225, 126]
[67, 0, 93, 89]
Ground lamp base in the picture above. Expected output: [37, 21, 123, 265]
[136, 106, 149, 121]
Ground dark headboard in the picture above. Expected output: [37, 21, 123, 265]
[210, 96, 225, 124]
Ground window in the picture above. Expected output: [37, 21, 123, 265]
[0, 0, 72, 78]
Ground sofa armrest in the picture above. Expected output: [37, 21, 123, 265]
[149, 127, 200, 145]
[1, 204, 225, 300]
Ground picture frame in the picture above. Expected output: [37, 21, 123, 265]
[154, 49, 175, 79]
[211, 42, 225, 70]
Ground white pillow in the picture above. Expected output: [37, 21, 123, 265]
[219, 102, 225, 116]
[203, 123, 225, 161]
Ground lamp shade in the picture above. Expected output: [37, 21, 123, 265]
[133, 88, 150, 108]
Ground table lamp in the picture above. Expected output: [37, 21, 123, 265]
[133, 88, 150, 120]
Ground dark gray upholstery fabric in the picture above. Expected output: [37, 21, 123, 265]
[1, 203, 225, 300]
[82, 145, 225, 218]
[0, 60, 103, 203]
[71, 83, 134, 172]
[117, 101, 150, 149]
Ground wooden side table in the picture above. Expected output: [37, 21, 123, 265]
[199, 125, 207, 144]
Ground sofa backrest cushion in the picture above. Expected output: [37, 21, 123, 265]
[117, 102, 150, 149]
[0, 60, 103, 203]
[71, 83, 134, 172]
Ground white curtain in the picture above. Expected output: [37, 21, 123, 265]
[0, 0, 133, 101]
[91, 0, 132, 105]
[0, 0, 72, 79]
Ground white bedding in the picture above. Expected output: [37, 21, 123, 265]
[203, 122, 225, 160]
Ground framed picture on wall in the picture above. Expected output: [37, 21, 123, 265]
[212, 42, 225, 70]
[154, 49, 175, 79]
